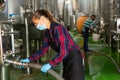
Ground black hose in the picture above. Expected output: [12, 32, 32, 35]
[28, 63, 64, 80]
[4, 59, 64, 80]
[80, 46, 120, 73]
[91, 50, 120, 73]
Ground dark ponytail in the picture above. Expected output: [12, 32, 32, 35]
[32, 9, 57, 22]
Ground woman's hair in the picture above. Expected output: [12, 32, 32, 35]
[32, 9, 57, 22]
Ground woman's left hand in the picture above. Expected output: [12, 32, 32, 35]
[41, 63, 52, 73]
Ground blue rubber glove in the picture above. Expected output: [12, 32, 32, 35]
[41, 63, 52, 73]
[19, 58, 30, 69]
[20, 58, 30, 63]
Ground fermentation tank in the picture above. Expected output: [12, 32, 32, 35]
[7, 0, 25, 23]
[63, 0, 73, 27]
[57, 0, 64, 19]
[78, 0, 91, 15]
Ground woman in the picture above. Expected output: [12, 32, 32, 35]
[21, 9, 84, 80]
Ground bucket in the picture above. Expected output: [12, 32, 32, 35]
[92, 33, 100, 42]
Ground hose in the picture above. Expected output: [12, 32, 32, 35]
[80, 46, 120, 73]
[28, 63, 64, 80]
[4, 59, 64, 80]
[91, 50, 120, 73]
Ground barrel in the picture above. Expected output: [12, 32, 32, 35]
[77, 16, 88, 32]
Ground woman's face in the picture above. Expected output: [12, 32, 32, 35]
[32, 16, 44, 26]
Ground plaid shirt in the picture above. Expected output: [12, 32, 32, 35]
[29, 22, 81, 66]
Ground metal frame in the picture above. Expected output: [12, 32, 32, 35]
[25, 18, 31, 74]
[0, 21, 16, 80]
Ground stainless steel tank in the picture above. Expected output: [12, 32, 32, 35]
[2, 0, 38, 24]
[8, 0, 22, 17]
[78, 0, 91, 15]
[72, 0, 78, 12]
[7, 0, 26, 23]
[77, 0, 101, 16]
[58, 0, 64, 19]
[32, 0, 41, 11]
[63, 0, 73, 27]
[109, 0, 120, 32]
[39, 0, 59, 19]
[47, 0, 59, 19]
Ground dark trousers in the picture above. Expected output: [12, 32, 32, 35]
[63, 50, 84, 80]
[82, 30, 89, 52]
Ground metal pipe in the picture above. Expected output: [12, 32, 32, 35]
[3, 50, 20, 58]
[1, 31, 19, 34]
[25, 18, 30, 59]
[117, 35, 120, 52]
[0, 23, 3, 64]
[1, 66, 6, 80]
[0, 23, 5, 80]
[11, 25, 15, 56]
[1, 66, 10, 80]
[4, 59, 25, 66]
[0, 21, 13, 24]
[25, 18, 30, 74]
[0, 23, 10, 80]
